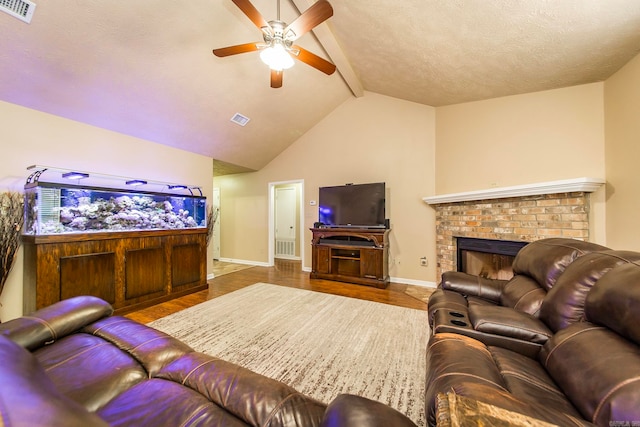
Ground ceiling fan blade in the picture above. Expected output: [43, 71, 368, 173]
[271, 69, 283, 88]
[292, 46, 336, 75]
[231, 0, 271, 30]
[284, 0, 333, 41]
[213, 42, 261, 57]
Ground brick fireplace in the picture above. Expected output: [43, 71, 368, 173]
[423, 178, 605, 282]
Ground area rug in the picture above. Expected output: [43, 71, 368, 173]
[148, 283, 429, 426]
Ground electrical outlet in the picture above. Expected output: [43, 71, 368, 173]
[420, 257, 428, 267]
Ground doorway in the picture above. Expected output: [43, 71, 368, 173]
[268, 180, 303, 265]
[212, 188, 221, 260]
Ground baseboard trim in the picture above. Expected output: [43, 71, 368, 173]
[300, 266, 436, 288]
[274, 255, 301, 261]
[217, 258, 270, 267]
[390, 277, 437, 288]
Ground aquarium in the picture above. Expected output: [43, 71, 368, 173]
[24, 182, 207, 235]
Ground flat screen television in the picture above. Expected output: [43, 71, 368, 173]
[318, 182, 386, 228]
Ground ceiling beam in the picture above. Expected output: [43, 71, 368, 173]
[290, 0, 364, 98]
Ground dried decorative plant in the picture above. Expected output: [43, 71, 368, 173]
[0, 192, 24, 306]
[206, 205, 219, 246]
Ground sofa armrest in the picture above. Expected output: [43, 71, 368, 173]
[427, 289, 472, 327]
[468, 305, 553, 345]
[431, 310, 544, 358]
[321, 394, 417, 427]
[0, 296, 113, 350]
[441, 271, 508, 303]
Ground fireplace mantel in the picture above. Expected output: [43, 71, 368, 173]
[423, 177, 605, 205]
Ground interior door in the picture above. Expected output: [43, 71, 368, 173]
[275, 186, 296, 259]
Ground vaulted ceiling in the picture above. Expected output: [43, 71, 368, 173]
[2, 0, 640, 174]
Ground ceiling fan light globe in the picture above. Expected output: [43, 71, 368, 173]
[260, 44, 294, 70]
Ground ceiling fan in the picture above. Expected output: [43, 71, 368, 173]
[213, 0, 336, 88]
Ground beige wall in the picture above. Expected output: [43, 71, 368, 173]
[215, 92, 438, 285]
[0, 101, 214, 321]
[434, 83, 607, 245]
[435, 83, 606, 193]
[215, 82, 630, 284]
[604, 53, 640, 250]
[4, 52, 638, 317]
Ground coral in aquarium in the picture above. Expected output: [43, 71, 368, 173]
[37, 194, 203, 234]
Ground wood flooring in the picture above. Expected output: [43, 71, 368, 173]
[125, 259, 431, 324]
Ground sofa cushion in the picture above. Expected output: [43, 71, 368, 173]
[511, 238, 608, 292]
[34, 332, 148, 412]
[83, 316, 193, 376]
[540, 251, 640, 332]
[425, 333, 588, 426]
[540, 322, 640, 426]
[0, 295, 113, 351]
[584, 262, 640, 345]
[0, 335, 109, 427]
[500, 275, 546, 315]
[97, 378, 249, 427]
[488, 346, 580, 415]
[157, 351, 327, 427]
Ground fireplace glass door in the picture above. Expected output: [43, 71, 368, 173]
[456, 238, 527, 280]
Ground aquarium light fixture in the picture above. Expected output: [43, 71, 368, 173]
[62, 172, 89, 180]
[26, 165, 203, 195]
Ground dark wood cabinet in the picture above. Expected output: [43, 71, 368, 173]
[23, 229, 207, 314]
[310, 228, 389, 288]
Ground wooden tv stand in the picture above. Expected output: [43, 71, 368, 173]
[310, 227, 390, 288]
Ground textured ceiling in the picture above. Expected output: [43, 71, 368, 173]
[2, 0, 639, 173]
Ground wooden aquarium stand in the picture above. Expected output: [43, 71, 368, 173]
[22, 228, 207, 315]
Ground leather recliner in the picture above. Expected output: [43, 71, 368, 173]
[427, 238, 613, 356]
[0, 296, 417, 427]
[425, 260, 640, 426]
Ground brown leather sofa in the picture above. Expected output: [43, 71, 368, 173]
[427, 238, 612, 356]
[425, 240, 640, 426]
[0, 296, 417, 427]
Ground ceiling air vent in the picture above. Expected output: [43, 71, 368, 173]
[1, 0, 36, 23]
[230, 113, 250, 127]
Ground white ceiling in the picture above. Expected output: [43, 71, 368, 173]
[2, 0, 639, 173]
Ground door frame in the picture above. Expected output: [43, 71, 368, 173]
[268, 179, 304, 267]
[212, 187, 221, 260]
